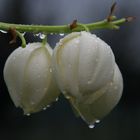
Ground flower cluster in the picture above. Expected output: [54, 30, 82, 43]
[4, 31, 123, 126]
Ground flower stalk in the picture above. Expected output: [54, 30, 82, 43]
[0, 17, 130, 34]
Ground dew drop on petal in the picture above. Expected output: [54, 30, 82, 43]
[59, 33, 64, 36]
[26, 113, 30, 116]
[65, 96, 70, 99]
[0, 30, 7, 33]
[95, 119, 100, 123]
[43, 107, 47, 110]
[88, 124, 95, 129]
[39, 33, 46, 39]
[47, 105, 51, 108]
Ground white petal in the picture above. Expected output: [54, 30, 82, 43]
[4, 43, 59, 114]
[52, 31, 123, 124]
[70, 64, 123, 124]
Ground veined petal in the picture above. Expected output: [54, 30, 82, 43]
[4, 43, 59, 114]
[52, 31, 123, 124]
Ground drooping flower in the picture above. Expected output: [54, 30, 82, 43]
[52, 31, 123, 125]
[4, 42, 59, 114]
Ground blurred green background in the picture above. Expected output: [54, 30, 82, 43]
[0, 0, 139, 140]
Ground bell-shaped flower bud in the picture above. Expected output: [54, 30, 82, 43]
[4, 43, 59, 114]
[52, 31, 123, 125]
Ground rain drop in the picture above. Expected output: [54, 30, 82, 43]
[88, 124, 95, 129]
[47, 105, 51, 108]
[39, 33, 46, 39]
[43, 107, 47, 110]
[0, 30, 7, 33]
[95, 119, 100, 123]
[59, 33, 64, 36]
[65, 96, 70, 99]
[26, 113, 30, 116]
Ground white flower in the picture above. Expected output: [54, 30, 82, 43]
[52, 31, 123, 125]
[4, 42, 59, 114]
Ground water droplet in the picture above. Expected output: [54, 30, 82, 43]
[66, 96, 70, 99]
[0, 30, 7, 33]
[95, 119, 100, 123]
[43, 107, 47, 110]
[88, 124, 95, 129]
[49, 68, 52, 73]
[26, 113, 30, 116]
[47, 105, 51, 108]
[39, 33, 46, 39]
[59, 33, 64, 36]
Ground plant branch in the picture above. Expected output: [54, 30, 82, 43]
[0, 18, 129, 34]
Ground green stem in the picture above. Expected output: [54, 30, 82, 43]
[16, 30, 26, 48]
[0, 18, 126, 34]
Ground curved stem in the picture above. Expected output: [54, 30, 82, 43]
[0, 18, 126, 34]
[16, 31, 26, 48]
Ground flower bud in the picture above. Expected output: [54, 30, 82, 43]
[52, 31, 123, 125]
[4, 42, 59, 114]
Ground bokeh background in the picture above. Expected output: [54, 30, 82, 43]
[0, 0, 139, 140]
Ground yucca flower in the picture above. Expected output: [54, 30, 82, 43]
[4, 42, 59, 114]
[52, 31, 123, 125]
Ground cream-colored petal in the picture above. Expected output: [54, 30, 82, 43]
[4, 43, 59, 114]
[70, 64, 123, 124]
[52, 31, 123, 124]
[4, 43, 41, 106]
